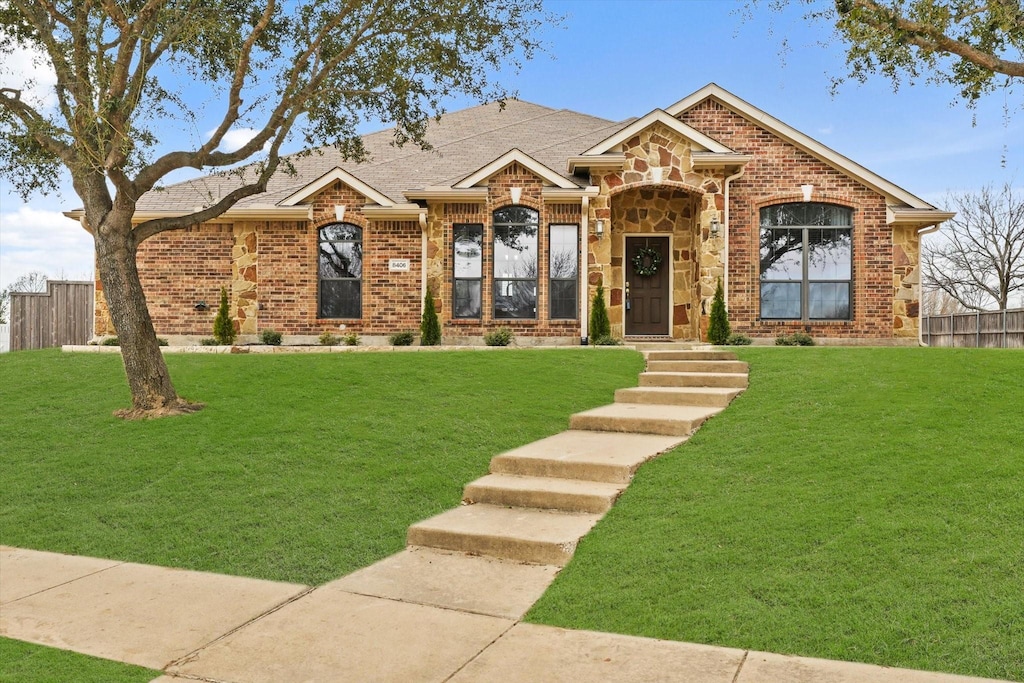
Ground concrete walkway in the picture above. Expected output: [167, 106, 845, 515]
[0, 546, 1005, 682]
[0, 349, 1010, 682]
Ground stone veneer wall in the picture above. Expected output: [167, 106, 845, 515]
[608, 188, 700, 339]
[588, 121, 726, 340]
[892, 225, 921, 337]
[678, 100, 902, 338]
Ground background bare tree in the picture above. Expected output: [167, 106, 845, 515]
[923, 183, 1024, 311]
[0, 271, 49, 324]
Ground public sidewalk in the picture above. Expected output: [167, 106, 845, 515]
[0, 546, 1008, 683]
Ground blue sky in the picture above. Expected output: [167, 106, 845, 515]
[1, 0, 1021, 291]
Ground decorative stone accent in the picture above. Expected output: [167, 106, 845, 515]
[232, 223, 259, 335]
[892, 225, 921, 337]
[586, 122, 724, 340]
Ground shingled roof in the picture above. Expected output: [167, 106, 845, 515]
[136, 100, 626, 212]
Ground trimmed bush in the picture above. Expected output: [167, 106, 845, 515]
[212, 288, 236, 345]
[725, 333, 753, 346]
[101, 336, 168, 347]
[389, 331, 415, 346]
[341, 333, 361, 346]
[199, 338, 218, 346]
[260, 329, 283, 346]
[589, 285, 611, 341]
[483, 327, 514, 346]
[591, 335, 622, 346]
[319, 331, 340, 346]
[776, 333, 816, 346]
[707, 278, 731, 345]
[420, 288, 441, 346]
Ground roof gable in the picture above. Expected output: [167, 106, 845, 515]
[278, 167, 394, 207]
[453, 148, 579, 189]
[581, 109, 734, 156]
[666, 84, 935, 209]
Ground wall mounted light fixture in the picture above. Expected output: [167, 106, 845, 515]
[595, 219, 605, 237]
[710, 216, 721, 236]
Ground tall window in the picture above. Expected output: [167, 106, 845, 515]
[549, 224, 579, 319]
[318, 223, 362, 318]
[760, 203, 852, 320]
[453, 224, 483, 318]
[493, 206, 538, 319]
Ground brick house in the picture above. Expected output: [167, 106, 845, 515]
[77, 83, 952, 344]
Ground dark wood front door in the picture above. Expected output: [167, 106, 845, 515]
[625, 236, 670, 336]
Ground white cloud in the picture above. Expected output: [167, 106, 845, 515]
[0, 205, 94, 289]
[817, 125, 834, 136]
[205, 127, 269, 153]
[1, 43, 58, 109]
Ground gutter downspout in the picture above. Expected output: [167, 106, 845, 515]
[581, 195, 590, 343]
[722, 167, 746, 308]
[916, 222, 943, 347]
[420, 212, 428, 313]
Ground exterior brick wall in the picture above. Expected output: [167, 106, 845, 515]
[96, 100, 919, 343]
[678, 100, 898, 338]
[133, 224, 234, 335]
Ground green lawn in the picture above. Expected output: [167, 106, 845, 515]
[527, 348, 1024, 681]
[0, 639, 157, 683]
[3, 347, 1022, 681]
[0, 348, 642, 585]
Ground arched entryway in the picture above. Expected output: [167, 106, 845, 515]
[609, 185, 701, 339]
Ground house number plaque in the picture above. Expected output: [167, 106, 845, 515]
[388, 259, 411, 272]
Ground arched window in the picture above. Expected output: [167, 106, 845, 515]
[760, 203, 852, 320]
[318, 223, 362, 318]
[493, 206, 539, 319]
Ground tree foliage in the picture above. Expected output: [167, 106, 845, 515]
[708, 278, 731, 344]
[923, 183, 1024, 310]
[0, 0, 550, 415]
[771, 0, 1024, 106]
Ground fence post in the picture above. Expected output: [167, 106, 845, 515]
[1004, 309, 1008, 349]
[976, 311, 981, 348]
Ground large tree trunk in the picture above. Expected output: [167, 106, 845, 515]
[94, 211, 202, 417]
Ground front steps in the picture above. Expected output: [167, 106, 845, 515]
[407, 349, 749, 566]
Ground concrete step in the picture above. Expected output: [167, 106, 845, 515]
[407, 504, 602, 566]
[614, 385, 743, 408]
[463, 474, 625, 514]
[638, 371, 749, 389]
[569, 403, 722, 437]
[489, 431, 686, 484]
[646, 360, 748, 373]
[645, 350, 738, 361]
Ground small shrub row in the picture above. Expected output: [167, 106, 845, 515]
[725, 333, 752, 346]
[775, 333, 815, 346]
[591, 335, 622, 346]
[389, 331, 415, 346]
[260, 329, 283, 346]
[101, 336, 168, 347]
[483, 327, 514, 346]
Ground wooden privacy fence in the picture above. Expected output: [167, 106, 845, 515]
[10, 281, 94, 351]
[922, 308, 1024, 348]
